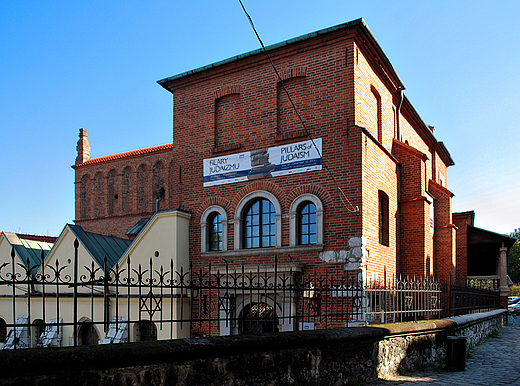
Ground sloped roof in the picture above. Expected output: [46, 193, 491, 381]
[68, 225, 132, 271]
[2, 233, 55, 273]
[72, 143, 174, 169]
[125, 217, 150, 236]
[158, 18, 405, 90]
[467, 225, 516, 249]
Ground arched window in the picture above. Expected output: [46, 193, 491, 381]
[208, 212, 223, 251]
[289, 194, 324, 246]
[378, 190, 389, 246]
[244, 198, 276, 249]
[31, 319, 45, 347]
[234, 191, 282, 250]
[201, 206, 228, 253]
[0, 318, 6, 343]
[78, 321, 99, 346]
[298, 202, 317, 245]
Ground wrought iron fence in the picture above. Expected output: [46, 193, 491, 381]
[0, 241, 500, 349]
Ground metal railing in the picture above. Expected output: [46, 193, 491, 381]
[0, 241, 500, 348]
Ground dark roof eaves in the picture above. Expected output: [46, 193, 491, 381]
[158, 18, 405, 89]
[468, 224, 517, 243]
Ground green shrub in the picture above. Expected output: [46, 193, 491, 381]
[510, 285, 520, 296]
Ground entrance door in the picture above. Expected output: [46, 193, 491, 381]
[240, 302, 279, 334]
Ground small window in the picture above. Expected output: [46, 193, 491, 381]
[299, 202, 317, 245]
[378, 191, 389, 246]
[244, 199, 276, 248]
[208, 213, 223, 251]
[0, 318, 6, 343]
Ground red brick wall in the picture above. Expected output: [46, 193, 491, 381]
[453, 212, 471, 285]
[72, 22, 454, 285]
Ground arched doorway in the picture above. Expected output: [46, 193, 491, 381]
[240, 302, 279, 334]
[31, 319, 45, 347]
[78, 321, 99, 346]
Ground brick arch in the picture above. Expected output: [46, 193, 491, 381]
[197, 197, 232, 218]
[284, 184, 333, 211]
[231, 180, 285, 213]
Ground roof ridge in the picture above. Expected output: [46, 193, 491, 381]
[16, 233, 57, 243]
[73, 143, 174, 168]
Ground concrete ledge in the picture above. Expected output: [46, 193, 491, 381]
[0, 310, 508, 385]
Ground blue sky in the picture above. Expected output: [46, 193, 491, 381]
[1, 1, 519, 236]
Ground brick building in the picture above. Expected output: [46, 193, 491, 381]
[72, 18, 457, 329]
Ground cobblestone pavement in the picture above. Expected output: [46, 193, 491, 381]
[372, 314, 520, 385]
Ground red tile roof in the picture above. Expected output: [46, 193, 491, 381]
[16, 234, 58, 243]
[72, 143, 174, 168]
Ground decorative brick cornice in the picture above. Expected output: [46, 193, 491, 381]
[72, 143, 174, 169]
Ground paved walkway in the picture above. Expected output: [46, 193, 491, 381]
[373, 314, 520, 385]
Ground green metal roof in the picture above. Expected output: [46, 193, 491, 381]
[68, 225, 132, 271]
[18, 238, 53, 269]
[125, 217, 150, 236]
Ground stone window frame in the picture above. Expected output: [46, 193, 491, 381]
[201, 205, 228, 253]
[289, 193, 324, 247]
[233, 191, 282, 250]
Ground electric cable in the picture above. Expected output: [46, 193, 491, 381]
[237, 0, 359, 214]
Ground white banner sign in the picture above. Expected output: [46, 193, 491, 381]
[203, 138, 322, 187]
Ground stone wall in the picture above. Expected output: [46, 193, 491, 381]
[0, 310, 506, 386]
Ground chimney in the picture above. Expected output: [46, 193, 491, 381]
[75, 128, 91, 165]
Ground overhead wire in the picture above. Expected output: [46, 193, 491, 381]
[237, 0, 359, 214]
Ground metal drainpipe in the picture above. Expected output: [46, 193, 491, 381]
[155, 187, 165, 212]
[396, 86, 404, 141]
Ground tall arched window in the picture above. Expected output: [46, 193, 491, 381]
[201, 206, 228, 253]
[244, 198, 276, 248]
[378, 190, 389, 246]
[289, 193, 324, 247]
[299, 202, 317, 245]
[208, 212, 223, 251]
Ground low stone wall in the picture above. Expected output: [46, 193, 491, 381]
[0, 310, 507, 386]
